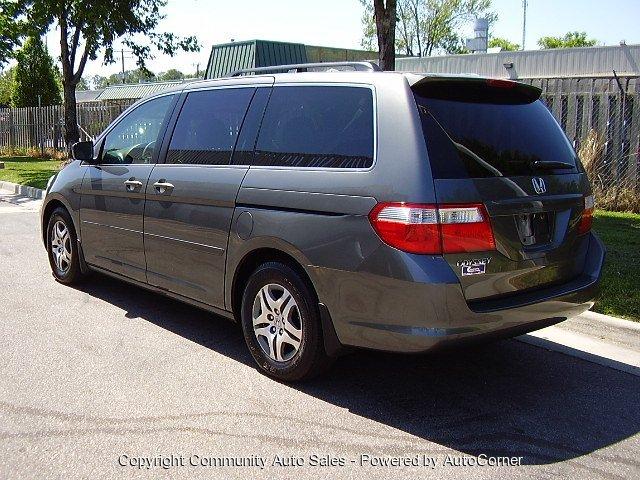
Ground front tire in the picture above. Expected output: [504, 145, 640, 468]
[240, 262, 332, 381]
[46, 207, 83, 284]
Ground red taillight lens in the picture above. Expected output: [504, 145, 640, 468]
[368, 203, 441, 254]
[439, 204, 496, 253]
[578, 194, 594, 235]
[369, 203, 495, 254]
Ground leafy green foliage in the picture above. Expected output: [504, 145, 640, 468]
[488, 37, 519, 51]
[10, 36, 61, 107]
[89, 67, 198, 89]
[91, 68, 156, 88]
[361, 0, 496, 57]
[75, 77, 89, 91]
[0, 67, 15, 106]
[0, 2, 26, 66]
[592, 210, 640, 321]
[538, 31, 598, 49]
[2, 0, 200, 145]
[158, 68, 184, 81]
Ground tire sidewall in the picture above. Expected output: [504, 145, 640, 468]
[46, 208, 80, 284]
[241, 262, 322, 381]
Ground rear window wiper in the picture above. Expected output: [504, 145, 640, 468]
[532, 160, 575, 170]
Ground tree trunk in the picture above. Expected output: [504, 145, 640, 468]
[62, 79, 79, 148]
[373, 0, 397, 71]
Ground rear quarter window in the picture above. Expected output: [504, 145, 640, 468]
[253, 86, 374, 169]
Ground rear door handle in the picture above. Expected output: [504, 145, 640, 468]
[153, 180, 174, 194]
[123, 179, 143, 191]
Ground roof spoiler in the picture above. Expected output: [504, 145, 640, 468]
[411, 76, 542, 104]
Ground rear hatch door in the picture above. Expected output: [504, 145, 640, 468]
[412, 77, 592, 303]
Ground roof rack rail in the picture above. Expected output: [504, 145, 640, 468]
[230, 61, 382, 77]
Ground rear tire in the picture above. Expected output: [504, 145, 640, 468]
[240, 262, 332, 381]
[46, 207, 84, 284]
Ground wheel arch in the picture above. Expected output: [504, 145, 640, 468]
[229, 245, 345, 357]
[230, 247, 317, 323]
[41, 197, 75, 246]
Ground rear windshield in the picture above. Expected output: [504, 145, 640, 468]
[414, 88, 580, 178]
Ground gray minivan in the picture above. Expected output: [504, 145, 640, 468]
[41, 62, 605, 381]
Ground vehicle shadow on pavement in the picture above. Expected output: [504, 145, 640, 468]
[76, 274, 640, 466]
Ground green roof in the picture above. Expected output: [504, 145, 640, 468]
[205, 40, 308, 79]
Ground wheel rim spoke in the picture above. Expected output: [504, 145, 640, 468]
[262, 285, 279, 311]
[254, 326, 272, 340]
[281, 329, 301, 351]
[284, 318, 302, 341]
[274, 334, 285, 362]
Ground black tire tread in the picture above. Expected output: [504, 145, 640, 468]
[240, 261, 333, 381]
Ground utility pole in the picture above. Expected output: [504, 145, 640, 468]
[522, 0, 528, 51]
[121, 48, 126, 84]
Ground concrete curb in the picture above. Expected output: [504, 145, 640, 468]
[518, 310, 640, 377]
[580, 310, 640, 331]
[0, 180, 45, 200]
[518, 331, 640, 377]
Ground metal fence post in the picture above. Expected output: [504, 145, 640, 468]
[8, 109, 15, 152]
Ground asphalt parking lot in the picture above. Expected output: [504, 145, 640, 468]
[1, 193, 639, 479]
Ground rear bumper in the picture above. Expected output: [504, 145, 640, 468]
[312, 232, 605, 354]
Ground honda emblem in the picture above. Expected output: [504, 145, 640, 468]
[532, 177, 546, 194]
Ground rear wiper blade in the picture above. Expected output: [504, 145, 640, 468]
[532, 160, 575, 170]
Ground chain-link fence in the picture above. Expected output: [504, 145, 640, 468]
[527, 76, 640, 212]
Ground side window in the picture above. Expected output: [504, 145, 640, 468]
[166, 88, 254, 165]
[253, 86, 374, 169]
[231, 88, 271, 165]
[101, 95, 174, 165]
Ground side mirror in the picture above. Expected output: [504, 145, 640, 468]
[71, 141, 95, 162]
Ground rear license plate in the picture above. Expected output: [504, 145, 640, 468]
[516, 212, 553, 246]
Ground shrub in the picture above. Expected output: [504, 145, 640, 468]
[578, 129, 640, 214]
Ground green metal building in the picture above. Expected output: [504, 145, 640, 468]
[205, 39, 377, 79]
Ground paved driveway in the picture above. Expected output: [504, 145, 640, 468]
[1, 192, 638, 479]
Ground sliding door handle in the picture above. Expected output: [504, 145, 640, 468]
[123, 179, 143, 191]
[153, 180, 174, 194]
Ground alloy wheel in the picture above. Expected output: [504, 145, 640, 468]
[50, 220, 72, 274]
[252, 283, 303, 362]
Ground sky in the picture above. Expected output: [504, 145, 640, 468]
[40, 0, 640, 81]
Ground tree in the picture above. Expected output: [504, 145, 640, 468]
[488, 37, 519, 51]
[2, 0, 199, 147]
[361, 1, 397, 70]
[0, 3, 24, 66]
[75, 77, 89, 91]
[158, 68, 184, 81]
[0, 67, 15, 107]
[538, 32, 597, 49]
[10, 35, 61, 107]
[373, 0, 397, 70]
[361, 0, 495, 57]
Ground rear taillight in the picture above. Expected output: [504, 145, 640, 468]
[369, 203, 495, 254]
[578, 194, 594, 235]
